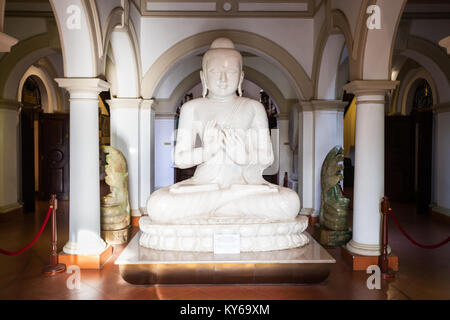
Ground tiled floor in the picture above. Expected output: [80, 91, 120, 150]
[0, 196, 449, 300]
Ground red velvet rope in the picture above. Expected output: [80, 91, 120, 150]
[388, 208, 449, 249]
[0, 207, 53, 256]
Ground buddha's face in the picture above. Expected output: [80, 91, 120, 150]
[203, 53, 242, 99]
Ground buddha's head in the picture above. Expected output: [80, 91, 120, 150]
[200, 38, 244, 99]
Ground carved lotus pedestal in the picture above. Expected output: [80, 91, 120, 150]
[139, 216, 310, 252]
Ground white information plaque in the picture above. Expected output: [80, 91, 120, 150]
[213, 233, 240, 254]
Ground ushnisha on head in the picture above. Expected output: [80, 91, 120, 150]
[200, 38, 244, 99]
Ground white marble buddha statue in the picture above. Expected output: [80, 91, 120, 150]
[139, 38, 308, 252]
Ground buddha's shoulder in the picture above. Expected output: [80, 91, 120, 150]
[239, 97, 265, 112]
[178, 99, 204, 113]
[240, 97, 263, 107]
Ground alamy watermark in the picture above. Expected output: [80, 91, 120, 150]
[367, 5, 381, 30]
[66, 265, 81, 290]
[66, 4, 81, 30]
[366, 265, 381, 290]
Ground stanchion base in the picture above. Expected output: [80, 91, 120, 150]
[381, 271, 396, 279]
[43, 263, 66, 276]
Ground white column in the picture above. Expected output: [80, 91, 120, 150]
[311, 100, 346, 213]
[299, 101, 314, 215]
[298, 100, 346, 216]
[139, 99, 154, 214]
[55, 78, 109, 255]
[0, 0, 18, 52]
[0, 100, 21, 213]
[108, 98, 141, 217]
[343, 80, 398, 256]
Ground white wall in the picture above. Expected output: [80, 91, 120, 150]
[278, 119, 292, 185]
[332, 0, 364, 40]
[153, 54, 298, 103]
[435, 112, 450, 212]
[51, 0, 96, 77]
[110, 30, 139, 98]
[110, 104, 140, 212]
[317, 34, 345, 100]
[243, 56, 297, 99]
[95, 0, 121, 36]
[154, 56, 202, 99]
[363, 0, 406, 80]
[140, 17, 314, 79]
[3, 17, 47, 41]
[0, 109, 18, 209]
[154, 118, 175, 189]
[409, 19, 450, 46]
[241, 79, 261, 101]
[313, 109, 344, 211]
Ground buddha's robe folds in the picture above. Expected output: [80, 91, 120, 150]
[146, 97, 300, 223]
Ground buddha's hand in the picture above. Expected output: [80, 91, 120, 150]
[202, 120, 224, 158]
[223, 128, 248, 165]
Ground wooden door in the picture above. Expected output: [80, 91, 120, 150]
[39, 113, 70, 201]
[385, 115, 415, 202]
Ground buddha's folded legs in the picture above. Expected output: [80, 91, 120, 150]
[146, 185, 300, 223]
[214, 186, 300, 221]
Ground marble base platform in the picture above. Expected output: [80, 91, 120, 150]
[115, 232, 336, 285]
[139, 215, 309, 252]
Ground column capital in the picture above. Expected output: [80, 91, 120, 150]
[0, 32, 19, 53]
[299, 100, 347, 112]
[299, 100, 313, 111]
[439, 36, 450, 54]
[311, 100, 347, 112]
[433, 102, 450, 113]
[55, 78, 110, 95]
[0, 99, 19, 111]
[107, 98, 142, 110]
[140, 99, 155, 110]
[343, 80, 399, 96]
[107, 98, 155, 110]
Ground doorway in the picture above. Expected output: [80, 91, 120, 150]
[385, 79, 433, 214]
[38, 113, 70, 201]
[20, 77, 41, 213]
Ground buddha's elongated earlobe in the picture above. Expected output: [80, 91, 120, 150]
[200, 70, 208, 98]
[238, 71, 244, 97]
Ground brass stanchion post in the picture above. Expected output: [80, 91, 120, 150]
[379, 197, 395, 279]
[43, 194, 66, 276]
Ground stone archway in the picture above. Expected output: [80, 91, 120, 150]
[141, 29, 313, 101]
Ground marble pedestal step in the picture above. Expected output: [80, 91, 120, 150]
[115, 232, 336, 285]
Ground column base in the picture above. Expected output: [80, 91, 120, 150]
[341, 245, 398, 271]
[0, 202, 23, 214]
[346, 239, 390, 256]
[58, 245, 113, 269]
[430, 206, 450, 224]
[299, 208, 318, 226]
[63, 236, 108, 255]
[131, 208, 141, 217]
